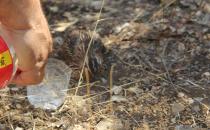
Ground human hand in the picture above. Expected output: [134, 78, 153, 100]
[0, 25, 52, 86]
[0, 0, 52, 86]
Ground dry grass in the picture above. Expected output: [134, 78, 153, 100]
[1, 0, 210, 129]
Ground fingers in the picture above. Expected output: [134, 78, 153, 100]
[11, 68, 44, 86]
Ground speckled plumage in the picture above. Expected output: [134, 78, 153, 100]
[58, 30, 110, 81]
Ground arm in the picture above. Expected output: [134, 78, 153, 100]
[0, 0, 52, 85]
[0, 0, 47, 29]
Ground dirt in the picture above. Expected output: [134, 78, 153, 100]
[1, 0, 210, 129]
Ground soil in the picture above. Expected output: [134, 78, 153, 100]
[1, 0, 210, 129]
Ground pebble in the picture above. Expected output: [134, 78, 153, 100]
[172, 103, 185, 114]
[96, 117, 124, 130]
[16, 104, 22, 109]
[15, 127, 23, 130]
[10, 87, 20, 91]
[202, 72, 210, 78]
[177, 92, 185, 98]
[112, 86, 122, 95]
[187, 98, 194, 104]
[90, 1, 102, 10]
[171, 117, 176, 124]
[192, 103, 201, 112]
[49, 6, 59, 13]
[69, 123, 88, 130]
[175, 125, 195, 130]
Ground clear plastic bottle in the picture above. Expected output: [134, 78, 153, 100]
[27, 58, 72, 110]
[0, 36, 17, 88]
[0, 34, 71, 110]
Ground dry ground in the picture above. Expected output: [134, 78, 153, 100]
[1, 0, 210, 129]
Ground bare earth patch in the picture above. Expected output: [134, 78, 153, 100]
[1, 0, 210, 129]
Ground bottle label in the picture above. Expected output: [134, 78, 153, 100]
[0, 36, 13, 88]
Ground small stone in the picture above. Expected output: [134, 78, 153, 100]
[177, 27, 186, 34]
[63, 12, 72, 20]
[169, 26, 176, 32]
[112, 86, 122, 95]
[127, 86, 142, 95]
[172, 103, 185, 114]
[178, 42, 185, 51]
[175, 125, 195, 130]
[16, 104, 22, 109]
[54, 22, 72, 32]
[115, 23, 130, 33]
[203, 2, 210, 13]
[194, 97, 204, 102]
[195, 10, 202, 17]
[70, 123, 90, 130]
[100, 78, 108, 84]
[10, 87, 20, 91]
[178, 92, 185, 98]
[90, 1, 102, 10]
[202, 72, 210, 78]
[171, 118, 176, 124]
[96, 117, 124, 130]
[15, 127, 23, 130]
[192, 103, 201, 112]
[187, 98, 194, 104]
[204, 33, 210, 40]
[4, 105, 10, 111]
[49, 6, 59, 12]
[206, 54, 210, 60]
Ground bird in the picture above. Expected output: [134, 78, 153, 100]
[57, 30, 110, 81]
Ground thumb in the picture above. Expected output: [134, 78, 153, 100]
[11, 68, 44, 86]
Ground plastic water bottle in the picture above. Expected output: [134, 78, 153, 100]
[27, 58, 72, 110]
[0, 36, 17, 88]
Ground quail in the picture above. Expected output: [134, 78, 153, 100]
[57, 30, 110, 81]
